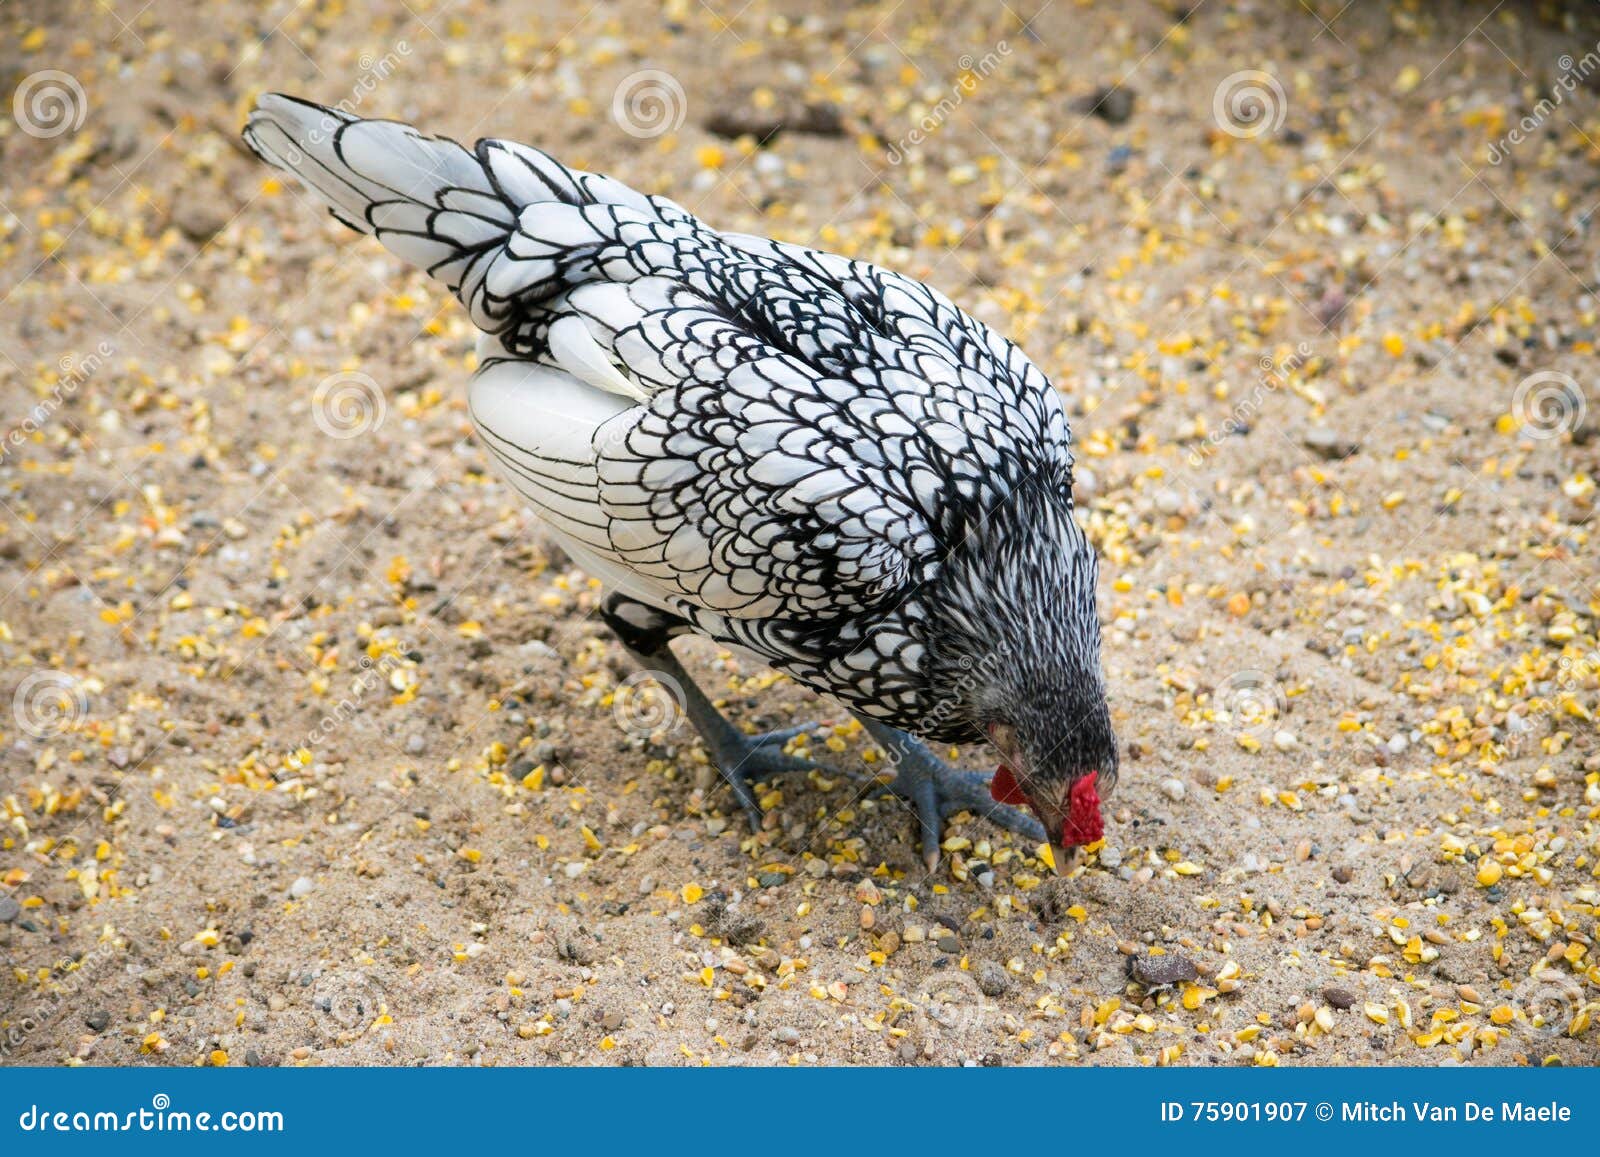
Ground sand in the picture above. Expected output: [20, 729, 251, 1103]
[2, 0, 1598, 1067]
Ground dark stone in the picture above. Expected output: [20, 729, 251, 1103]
[1127, 951, 1199, 988]
[1077, 86, 1135, 124]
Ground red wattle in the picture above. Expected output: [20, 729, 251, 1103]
[989, 764, 1028, 806]
[1061, 772, 1103, 847]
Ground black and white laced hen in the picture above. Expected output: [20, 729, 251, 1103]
[244, 95, 1118, 868]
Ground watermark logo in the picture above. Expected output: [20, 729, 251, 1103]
[1487, 45, 1600, 164]
[16, 1091, 284, 1133]
[2, 341, 114, 461]
[1213, 70, 1287, 140]
[1512, 971, 1585, 1038]
[1188, 341, 1312, 465]
[892, 974, 1010, 1063]
[303, 647, 412, 750]
[311, 969, 386, 1035]
[611, 70, 687, 139]
[1213, 669, 1285, 732]
[886, 42, 1012, 164]
[1511, 370, 1586, 440]
[1, 940, 118, 1059]
[12, 671, 87, 738]
[312, 370, 386, 439]
[612, 668, 686, 737]
[1557, 648, 1599, 687]
[305, 41, 413, 145]
[13, 70, 88, 139]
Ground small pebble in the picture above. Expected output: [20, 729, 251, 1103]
[1302, 427, 1359, 460]
[976, 961, 1011, 997]
[1127, 951, 1198, 988]
[1077, 85, 1135, 125]
[1160, 777, 1186, 802]
[288, 877, 315, 899]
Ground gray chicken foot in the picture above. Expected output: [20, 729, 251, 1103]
[618, 643, 842, 829]
[856, 720, 1047, 871]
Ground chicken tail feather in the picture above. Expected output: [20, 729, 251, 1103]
[242, 93, 663, 336]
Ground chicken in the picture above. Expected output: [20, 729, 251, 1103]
[242, 95, 1118, 868]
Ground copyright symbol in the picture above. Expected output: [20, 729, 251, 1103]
[1315, 1102, 1333, 1121]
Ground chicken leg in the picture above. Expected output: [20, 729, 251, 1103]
[855, 719, 1047, 870]
[602, 595, 1047, 864]
[601, 595, 834, 828]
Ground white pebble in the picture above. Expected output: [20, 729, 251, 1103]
[1160, 777, 1186, 802]
[288, 876, 314, 899]
[1273, 729, 1298, 751]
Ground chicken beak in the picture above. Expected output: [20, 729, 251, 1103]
[1056, 843, 1086, 873]
[1039, 841, 1085, 876]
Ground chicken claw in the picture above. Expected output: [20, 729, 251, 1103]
[857, 720, 1046, 871]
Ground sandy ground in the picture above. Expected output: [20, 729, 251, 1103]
[3, 0, 1600, 1068]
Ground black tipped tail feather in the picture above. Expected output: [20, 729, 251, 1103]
[242, 93, 674, 339]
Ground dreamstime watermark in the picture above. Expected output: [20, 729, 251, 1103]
[887, 647, 1010, 770]
[1211, 669, 1286, 735]
[1510, 370, 1587, 440]
[1499, 646, 1597, 757]
[12, 70, 88, 139]
[1212, 69, 1288, 139]
[16, 1094, 284, 1133]
[1557, 647, 1600, 687]
[1, 341, 114, 461]
[11, 671, 88, 739]
[0, 940, 118, 1059]
[312, 370, 386, 439]
[1511, 970, 1588, 1039]
[1487, 44, 1600, 164]
[895, 974, 1010, 1063]
[611, 70, 687, 139]
[303, 41, 412, 145]
[885, 42, 1012, 164]
[303, 647, 412, 748]
[310, 968, 387, 1036]
[612, 668, 686, 737]
[1188, 341, 1313, 466]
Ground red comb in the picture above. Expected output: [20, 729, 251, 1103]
[989, 764, 1028, 806]
[1061, 772, 1103, 847]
